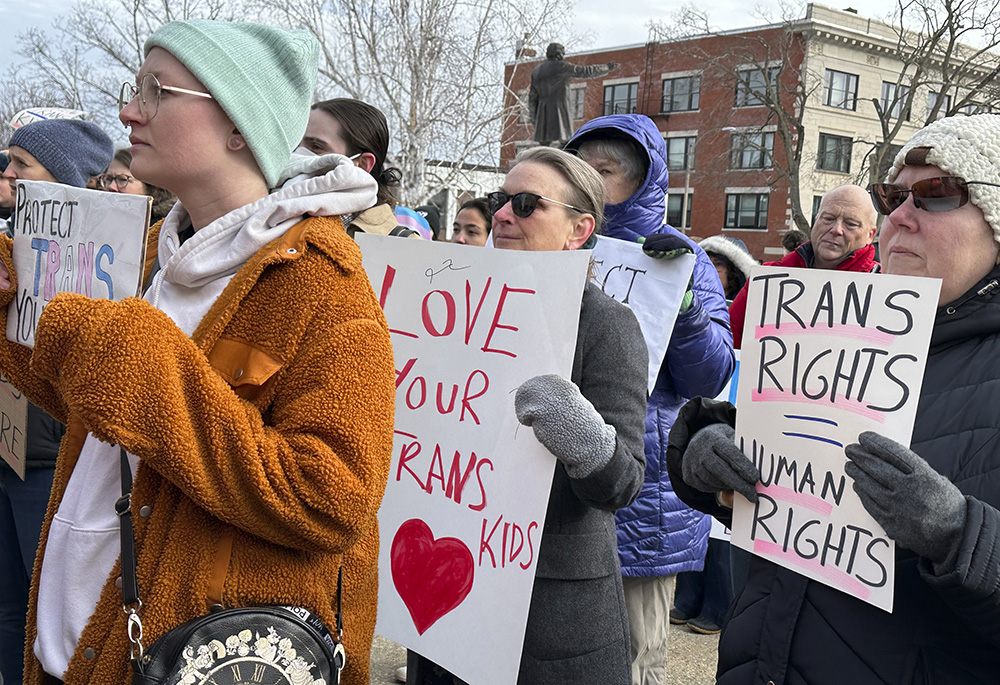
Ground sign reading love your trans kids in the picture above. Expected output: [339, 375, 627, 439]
[7, 180, 151, 347]
[358, 234, 589, 685]
[731, 266, 940, 612]
[0, 376, 26, 479]
[591, 235, 695, 393]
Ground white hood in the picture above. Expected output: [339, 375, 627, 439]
[147, 151, 377, 335]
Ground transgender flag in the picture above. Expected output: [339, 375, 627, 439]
[394, 206, 433, 240]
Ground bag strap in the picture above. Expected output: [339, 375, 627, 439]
[116, 446, 346, 658]
[207, 532, 234, 610]
[116, 447, 145, 661]
[389, 224, 418, 238]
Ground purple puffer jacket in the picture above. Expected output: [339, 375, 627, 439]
[566, 114, 735, 577]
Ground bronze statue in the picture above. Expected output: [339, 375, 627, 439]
[529, 43, 618, 146]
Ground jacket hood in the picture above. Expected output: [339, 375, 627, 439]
[565, 114, 669, 241]
[155, 150, 377, 290]
[698, 235, 758, 279]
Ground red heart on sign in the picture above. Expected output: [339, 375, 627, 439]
[390, 518, 475, 635]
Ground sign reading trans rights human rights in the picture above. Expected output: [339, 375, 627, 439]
[731, 266, 940, 612]
[7, 180, 151, 347]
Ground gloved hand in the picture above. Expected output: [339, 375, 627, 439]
[682, 423, 760, 503]
[607, 61, 620, 71]
[637, 233, 695, 311]
[515, 374, 616, 479]
[845, 431, 966, 566]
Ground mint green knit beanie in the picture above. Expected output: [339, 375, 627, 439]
[145, 20, 319, 188]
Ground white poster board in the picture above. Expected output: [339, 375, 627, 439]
[731, 266, 940, 612]
[7, 180, 151, 347]
[360, 235, 590, 685]
[591, 236, 695, 392]
[0, 377, 26, 479]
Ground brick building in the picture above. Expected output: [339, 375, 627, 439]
[501, 3, 995, 260]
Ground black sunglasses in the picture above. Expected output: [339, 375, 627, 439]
[869, 176, 1000, 215]
[487, 191, 585, 218]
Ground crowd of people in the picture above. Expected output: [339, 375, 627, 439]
[0, 16, 999, 685]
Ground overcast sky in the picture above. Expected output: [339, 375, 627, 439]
[1, 0, 899, 112]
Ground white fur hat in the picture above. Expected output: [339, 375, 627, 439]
[887, 114, 1000, 243]
[698, 235, 757, 280]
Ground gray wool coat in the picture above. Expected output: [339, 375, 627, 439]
[517, 282, 647, 684]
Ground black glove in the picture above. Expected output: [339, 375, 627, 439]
[682, 423, 760, 503]
[845, 431, 967, 566]
[607, 61, 620, 71]
[638, 232, 693, 260]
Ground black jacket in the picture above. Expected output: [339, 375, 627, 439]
[667, 266, 1000, 684]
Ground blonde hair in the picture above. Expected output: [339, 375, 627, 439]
[513, 147, 606, 230]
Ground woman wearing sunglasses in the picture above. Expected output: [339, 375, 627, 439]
[666, 113, 1000, 683]
[0, 20, 395, 685]
[496, 147, 647, 683]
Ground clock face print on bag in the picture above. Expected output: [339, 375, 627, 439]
[172, 626, 331, 685]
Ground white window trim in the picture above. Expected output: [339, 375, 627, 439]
[735, 60, 782, 72]
[725, 124, 778, 134]
[663, 130, 699, 138]
[661, 70, 701, 80]
[725, 187, 771, 194]
[603, 76, 640, 87]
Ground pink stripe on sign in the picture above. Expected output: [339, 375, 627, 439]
[751, 389, 887, 423]
[754, 539, 871, 600]
[758, 483, 833, 516]
[755, 323, 895, 345]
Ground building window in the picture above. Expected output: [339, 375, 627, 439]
[603, 82, 638, 115]
[734, 67, 779, 107]
[725, 193, 769, 229]
[571, 87, 586, 120]
[817, 133, 853, 173]
[824, 70, 858, 110]
[963, 101, 994, 115]
[880, 81, 910, 120]
[666, 136, 696, 171]
[927, 91, 951, 119]
[667, 194, 692, 229]
[812, 195, 823, 224]
[730, 131, 775, 169]
[662, 75, 700, 112]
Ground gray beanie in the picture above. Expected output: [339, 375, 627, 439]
[887, 113, 1000, 243]
[9, 119, 114, 188]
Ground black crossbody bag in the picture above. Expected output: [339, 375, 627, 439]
[116, 448, 346, 685]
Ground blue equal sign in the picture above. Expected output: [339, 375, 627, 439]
[782, 414, 842, 447]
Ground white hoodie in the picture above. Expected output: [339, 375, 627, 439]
[34, 152, 378, 678]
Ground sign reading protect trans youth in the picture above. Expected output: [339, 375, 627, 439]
[731, 266, 940, 613]
[7, 180, 151, 347]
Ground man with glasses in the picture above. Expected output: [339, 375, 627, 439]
[0, 117, 112, 685]
[728, 185, 880, 351]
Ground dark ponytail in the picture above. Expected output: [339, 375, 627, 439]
[311, 98, 401, 207]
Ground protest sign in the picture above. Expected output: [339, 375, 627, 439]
[591, 236, 695, 392]
[731, 266, 940, 612]
[7, 180, 151, 347]
[0, 377, 26, 479]
[359, 235, 589, 685]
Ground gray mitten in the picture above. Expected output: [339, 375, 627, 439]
[514, 374, 616, 479]
[682, 423, 760, 503]
[845, 431, 967, 566]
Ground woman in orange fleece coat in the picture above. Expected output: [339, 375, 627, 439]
[0, 20, 394, 685]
